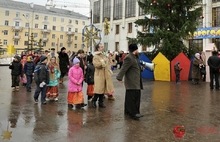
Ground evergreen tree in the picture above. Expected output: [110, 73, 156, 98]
[128, 0, 202, 60]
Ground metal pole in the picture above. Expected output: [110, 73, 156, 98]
[28, 25, 30, 51]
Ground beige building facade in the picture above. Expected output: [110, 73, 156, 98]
[0, 0, 89, 54]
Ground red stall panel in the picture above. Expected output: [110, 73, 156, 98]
[171, 52, 190, 81]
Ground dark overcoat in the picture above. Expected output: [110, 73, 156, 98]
[192, 57, 203, 79]
[116, 53, 143, 90]
[58, 52, 69, 74]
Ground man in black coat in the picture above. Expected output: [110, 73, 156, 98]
[116, 43, 144, 120]
[207, 50, 220, 90]
[58, 47, 69, 84]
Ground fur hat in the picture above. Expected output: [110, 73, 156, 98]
[40, 55, 47, 63]
[61, 47, 66, 52]
[51, 48, 55, 50]
[73, 57, 80, 65]
[129, 44, 138, 52]
[14, 55, 20, 60]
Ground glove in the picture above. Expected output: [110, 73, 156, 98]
[39, 81, 46, 88]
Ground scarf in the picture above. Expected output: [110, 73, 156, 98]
[48, 62, 60, 81]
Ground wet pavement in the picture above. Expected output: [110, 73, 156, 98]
[1, 66, 220, 142]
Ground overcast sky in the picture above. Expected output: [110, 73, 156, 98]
[13, 0, 90, 16]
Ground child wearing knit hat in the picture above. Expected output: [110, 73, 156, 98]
[67, 57, 87, 108]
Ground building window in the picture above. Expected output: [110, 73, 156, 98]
[60, 43, 63, 47]
[52, 26, 56, 30]
[61, 27, 64, 31]
[24, 41, 28, 46]
[25, 32, 28, 36]
[68, 44, 71, 48]
[52, 34, 55, 39]
[44, 16, 48, 20]
[103, 0, 111, 21]
[5, 20, 9, 26]
[75, 28, 78, 33]
[15, 21, 19, 26]
[213, 7, 220, 26]
[53, 17, 56, 22]
[75, 20, 78, 25]
[43, 34, 47, 38]
[82, 21, 85, 25]
[43, 42, 46, 47]
[35, 15, 39, 20]
[3, 40, 7, 45]
[128, 23, 132, 33]
[189, 39, 203, 52]
[68, 28, 71, 31]
[68, 36, 71, 41]
[16, 12, 20, 18]
[4, 30, 8, 35]
[74, 44, 77, 48]
[26, 13, 30, 19]
[61, 18, 64, 22]
[93, 0, 100, 23]
[75, 36, 78, 40]
[60, 35, 63, 39]
[125, 0, 136, 18]
[115, 42, 119, 51]
[116, 25, 119, 34]
[69, 19, 72, 24]
[139, 0, 145, 16]
[44, 25, 47, 29]
[5, 10, 9, 16]
[114, 0, 122, 20]
[15, 32, 19, 36]
[35, 24, 38, 28]
[14, 41, 18, 45]
[34, 33, 38, 37]
[52, 42, 55, 47]
[25, 23, 29, 28]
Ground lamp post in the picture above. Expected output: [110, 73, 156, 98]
[23, 14, 30, 51]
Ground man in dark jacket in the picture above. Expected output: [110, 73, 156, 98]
[58, 47, 69, 84]
[116, 43, 144, 120]
[34, 55, 49, 104]
[24, 56, 35, 92]
[9, 55, 22, 91]
[207, 50, 220, 90]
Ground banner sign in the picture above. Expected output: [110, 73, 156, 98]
[193, 27, 220, 39]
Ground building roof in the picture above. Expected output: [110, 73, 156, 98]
[0, 0, 89, 20]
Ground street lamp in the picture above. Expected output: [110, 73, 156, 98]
[23, 14, 30, 51]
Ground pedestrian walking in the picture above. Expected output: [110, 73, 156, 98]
[67, 57, 87, 108]
[9, 55, 22, 92]
[33, 56, 49, 105]
[207, 50, 220, 90]
[92, 43, 115, 108]
[116, 43, 144, 120]
[46, 56, 61, 101]
[58, 47, 69, 84]
[174, 62, 182, 84]
[24, 56, 35, 92]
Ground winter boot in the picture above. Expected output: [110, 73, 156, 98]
[12, 87, 15, 92]
[15, 86, 19, 91]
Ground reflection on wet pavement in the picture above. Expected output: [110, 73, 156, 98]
[0, 66, 220, 142]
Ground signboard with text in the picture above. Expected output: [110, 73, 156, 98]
[193, 27, 220, 39]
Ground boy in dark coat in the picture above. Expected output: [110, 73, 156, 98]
[9, 55, 22, 91]
[34, 56, 49, 104]
[24, 56, 35, 92]
[174, 62, 182, 84]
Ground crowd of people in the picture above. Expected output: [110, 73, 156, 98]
[8, 45, 144, 120]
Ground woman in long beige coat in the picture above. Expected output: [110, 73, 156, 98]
[192, 53, 204, 84]
[92, 43, 115, 108]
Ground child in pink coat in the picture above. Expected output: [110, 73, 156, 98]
[68, 57, 87, 108]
